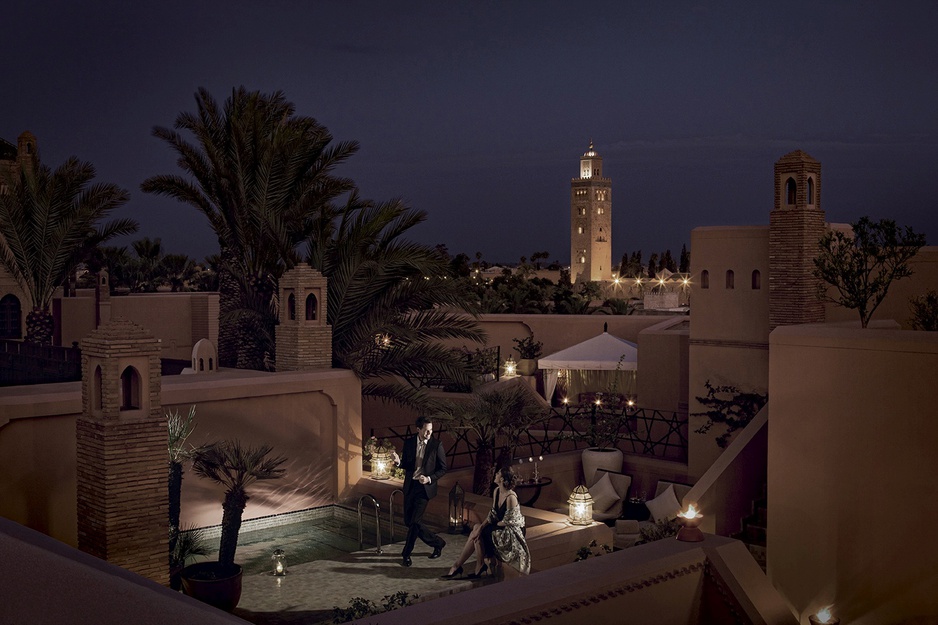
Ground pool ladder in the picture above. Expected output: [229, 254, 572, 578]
[357, 489, 404, 553]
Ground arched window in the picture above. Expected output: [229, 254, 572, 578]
[208, 358, 214, 371]
[786, 177, 796, 205]
[701, 270, 710, 289]
[119, 366, 141, 411]
[0, 294, 22, 339]
[807, 177, 815, 205]
[287, 292, 296, 320]
[199, 358, 204, 371]
[752, 270, 761, 289]
[726, 270, 735, 289]
[305, 293, 317, 321]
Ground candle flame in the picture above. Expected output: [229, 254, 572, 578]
[680, 504, 700, 519]
[816, 607, 832, 623]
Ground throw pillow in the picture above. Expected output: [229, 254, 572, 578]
[645, 484, 681, 522]
[588, 471, 620, 514]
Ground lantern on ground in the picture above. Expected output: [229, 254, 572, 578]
[449, 482, 466, 533]
[271, 548, 287, 576]
[567, 485, 593, 525]
[371, 449, 391, 480]
[503, 356, 517, 377]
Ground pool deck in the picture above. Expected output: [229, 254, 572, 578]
[233, 532, 487, 624]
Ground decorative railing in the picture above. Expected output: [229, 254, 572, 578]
[370, 402, 687, 471]
[0, 339, 82, 386]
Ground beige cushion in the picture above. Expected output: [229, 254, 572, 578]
[646, 484, 681, 521]
[588, 471, 620, 513]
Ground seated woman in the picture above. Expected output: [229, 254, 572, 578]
[442, 466, 531, 579]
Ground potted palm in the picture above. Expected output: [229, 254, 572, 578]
[180, 440, 287, 611]
[167, 406, 209, 590]
[441, 382, 545, 496]
[512, 335, 543, 376]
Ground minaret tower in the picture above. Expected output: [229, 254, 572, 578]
[570, 141, 612, 283]
[769, 150, 825, 329]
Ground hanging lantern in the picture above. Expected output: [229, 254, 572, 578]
[271, 548, 287, 576]
[371, 450, 392, 480]
[449, 482, 465, 533]
[567, 485, 593, 525]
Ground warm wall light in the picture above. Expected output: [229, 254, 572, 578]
[568, 485, 593, 525]
[808, 607, 840, 625]
[271, 549, 287, 576]
[675, 504, 704, 542]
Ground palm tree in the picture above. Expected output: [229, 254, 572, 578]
[191, 440, 286, 567]
[0, 156, 136, 343]
[161, 253, 199, 292]
[141, 86, 358, 369]
[167, 406, 206, 589]
[441, 383, 546, 495]
[307, 191, 486, 410]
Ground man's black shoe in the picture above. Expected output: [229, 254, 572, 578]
[429, 540, 445, 559]
[402, 556, 412, 567]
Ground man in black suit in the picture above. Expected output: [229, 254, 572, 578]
[392, 415, 447, 567]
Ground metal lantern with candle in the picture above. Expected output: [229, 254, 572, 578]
[675, 504, 704, 542]
[364, 436, 394, 480]
[271, 548, 287, 576]
[371, 450, 392, 480]
[568, 485, 594, 525]
[449, 482, 465, 534]
[503, 356, 517, 378]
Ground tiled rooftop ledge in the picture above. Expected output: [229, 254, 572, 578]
[0, 516, 247, 625]
[358, 534, 797, 625]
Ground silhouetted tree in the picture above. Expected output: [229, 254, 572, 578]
[679, 244, 690, 273]
[813, 217, 926, 328]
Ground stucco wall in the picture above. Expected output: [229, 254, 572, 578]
[56, 291, 220, 360]
[0, 368, 362, 546]
[637, 317, 689, 413]
[767, 325, 938, 624]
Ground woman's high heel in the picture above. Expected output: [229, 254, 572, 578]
[440, 565, 463, 580]
[466, 563, 488, 579]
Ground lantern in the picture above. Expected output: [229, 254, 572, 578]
[449, 482, 465, 533]
[503, 356, 517, 377]
[567, 485, 593, 525]
[675, 504, 704, 542]
[271, 548, 287, 576]
[371, 450, 391, 480]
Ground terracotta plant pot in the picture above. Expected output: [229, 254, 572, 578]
[517, 358, 537, 376]
[180, 561, 243, 612]
[581, 447, 624, 486]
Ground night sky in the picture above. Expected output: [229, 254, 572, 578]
[3, 1, 937, 266]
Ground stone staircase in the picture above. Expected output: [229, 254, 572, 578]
[732, 484, 767, 571]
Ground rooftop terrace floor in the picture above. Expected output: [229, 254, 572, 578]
[225, 514, 489, 624]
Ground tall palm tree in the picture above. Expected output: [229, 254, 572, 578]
[0, 157, 136, 343]
[141, 86, 358, 369]
[308, 191, 486, 410]
[191, 440, 286, 567]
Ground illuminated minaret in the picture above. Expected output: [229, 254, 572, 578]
[570, 141, 612, 283]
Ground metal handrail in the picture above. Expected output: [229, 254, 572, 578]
[388, 489, 404, 544]
[357, 494, 382, 553]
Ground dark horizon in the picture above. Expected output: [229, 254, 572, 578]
[3, 1, 936, 266]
